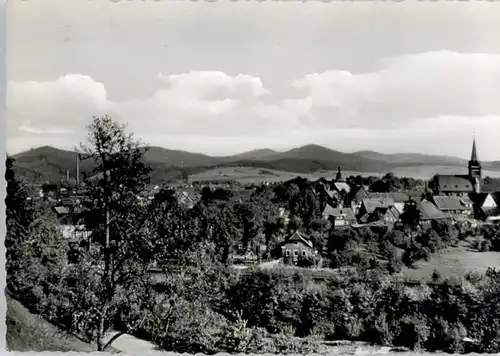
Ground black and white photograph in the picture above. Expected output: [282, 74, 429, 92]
[4, 0, 500, 354]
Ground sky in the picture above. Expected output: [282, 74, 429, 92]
[6, 0, 500, 160]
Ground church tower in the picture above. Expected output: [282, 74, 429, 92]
[468, 135, 482, 193]
[335, 167, 343, 182]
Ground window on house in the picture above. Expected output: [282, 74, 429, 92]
[285, 250, 290, 257]
[293, 250, 299, 256]
[302, 251, 307, 256]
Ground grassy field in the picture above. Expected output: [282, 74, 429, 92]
[188, 166, 382, 184]
[6, 296, 96, 352]
[399, 241, 500, 282]
[188, 165, 500, 184]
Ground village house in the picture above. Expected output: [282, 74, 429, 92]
[431, 195, 474, 219]
[368, 192, 410, 214]
[332, 181, 351, 195]
[278, 207, 290, 225]
[314, 180, 342, 208]
[469, 192, 499, 221]
[357, 197, 395, 223]
[331, 167, 351, 204]
[323, 206, 357, 227]
[175, 190, 198, 210]
[348, 186, 370, 215]
[53, 206, 92, 241]
[416, 199, 450, 226]
[372, 206, 400, 225]
[280, 231, 316, 265]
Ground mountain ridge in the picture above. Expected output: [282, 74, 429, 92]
[10, 144, 500, 184]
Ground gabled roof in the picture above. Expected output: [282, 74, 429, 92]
[329, 207, 357, 221]
[491, 192, 500, 206]
[352, 186, 370, 201]
[469, 192, 490, 206]
[369, 192, 410, 203]
[374, 206, 400, 220]
[333, 182, 351, 194]
[435, 175, 473, 192]
[54, 206, 70, 215]
[322, 203, 337, 217]
[287, 231, 313, 248]
[362, 198, 394, 214]
[388, 206, 401, 219]
[417, 199, 448, 220]
[323, 187, 336, 199]
[433, 196, 472, 211]
[459, 196, 473, 207]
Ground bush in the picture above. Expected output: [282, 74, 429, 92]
[362, 312, 393, 346]
[297, 255, 316, 268]
[394, 316, 430, 350]
[479, 240, 492, 252]
[431, 269, 442, 282]
[426, 318, 467, 353]
[387, 257, 403, 274]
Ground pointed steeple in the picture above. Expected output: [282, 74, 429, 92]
[470, 134, 479, 162]
[335, 166, 343, 182]
[468, 131, 482, 184]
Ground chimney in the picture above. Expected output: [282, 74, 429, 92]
[76, 154, 80, 187]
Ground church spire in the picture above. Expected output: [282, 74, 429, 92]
[471, 131, 479, 162]
[335, 167, 343, 182]
[468, 132, 482, 188]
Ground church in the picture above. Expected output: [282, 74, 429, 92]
[429, 137, 482, 197]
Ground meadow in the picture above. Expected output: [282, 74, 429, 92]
[188, 165, 500, 184]
[399, 240, 500, 282]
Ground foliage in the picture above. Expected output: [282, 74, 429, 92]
[5, 157, 37, 292]
[7, 135, 500, 354]
[69, 115, 154, 350]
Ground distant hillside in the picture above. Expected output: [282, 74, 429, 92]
[261, 145, 390, 172]
[222, 148, 279, 161]
[141, 147, 279, 167]
[12, 146, 95, 183]
[142, 146, 220, 167]
[10, 144, 500, 184]
[353, 150, 468, 167]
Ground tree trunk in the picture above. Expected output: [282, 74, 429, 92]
[97, 312, 106, 351]
[97, 208, 112, 351]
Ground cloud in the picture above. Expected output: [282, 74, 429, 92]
[6, 51, 500, 157]
[7, 74, 109, 135]
[286, 50, 500, 128]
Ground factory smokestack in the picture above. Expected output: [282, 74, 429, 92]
[76, 154, 80, 187]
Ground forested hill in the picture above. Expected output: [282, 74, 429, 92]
[10, 144, 500, 184]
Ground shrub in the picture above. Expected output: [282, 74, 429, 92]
[362, 312, 393, 346]
[297, 255, 316, 268]
[431, 269, 442, 282]
[426, 319, 467, 353]
[387, 257, 403, 274]
[394, 316, 430, 350]
[479, 240, 492, 252]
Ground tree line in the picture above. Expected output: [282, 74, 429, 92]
[5, 115, 500, 353]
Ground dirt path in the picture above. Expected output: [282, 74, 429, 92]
[103, 331, 158, 353]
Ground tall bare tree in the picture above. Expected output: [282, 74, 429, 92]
[71, 115, 153, 350]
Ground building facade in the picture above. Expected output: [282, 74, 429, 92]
[430, 137, 482, 196]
